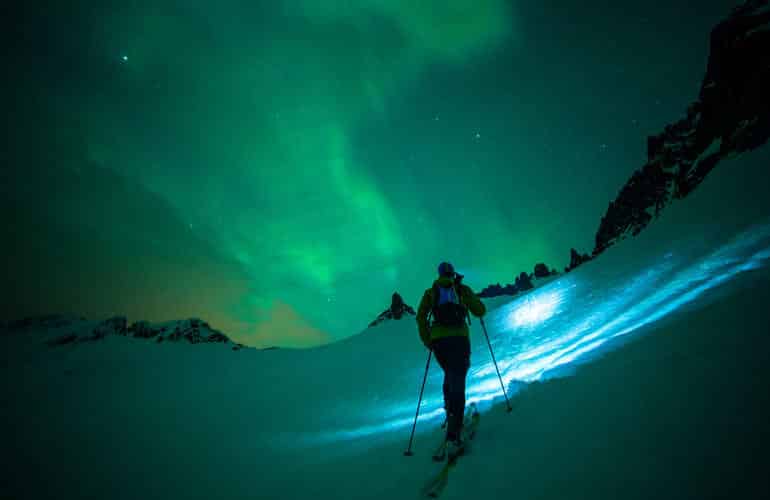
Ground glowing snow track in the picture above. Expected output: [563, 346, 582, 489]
[312, 222, 770, 446]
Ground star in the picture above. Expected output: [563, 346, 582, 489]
[474, 132, 481, 139]
[121, 55, 128, 62]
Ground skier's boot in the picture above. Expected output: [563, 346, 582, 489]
[432, 440, 448, 462]
[446, 438, 465, 461]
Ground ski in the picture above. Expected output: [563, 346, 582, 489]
[422, 403, 480, 498]
[432, 439, 448, 462]
[431, 409, 469, 462]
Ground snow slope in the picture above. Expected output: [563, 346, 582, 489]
[2, 148, 770, 500]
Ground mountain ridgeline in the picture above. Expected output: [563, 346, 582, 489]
[592, 1, 770, 256]
[1, 315, 246, 350]
[482, 1, 770, 298]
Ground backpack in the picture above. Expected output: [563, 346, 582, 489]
[431, 283, 469, 327]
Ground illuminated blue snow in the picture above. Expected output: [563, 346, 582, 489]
[504, 291, 561, 328]
[309, 222, 770, 446]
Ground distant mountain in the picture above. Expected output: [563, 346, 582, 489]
[1, 314, 246, 350]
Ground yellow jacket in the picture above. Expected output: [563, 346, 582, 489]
[416, 276, 486, 348]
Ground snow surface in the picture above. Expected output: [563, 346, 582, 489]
[2, 150, 770, 499]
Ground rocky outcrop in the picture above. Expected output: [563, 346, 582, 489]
[369, 292, 416, 327]
[478, 262, 559, 298]
[593, 1, 770, 257]
[515, 272, 534, 292]
[533, 263, 553, 279]
[477, 283, 518, 298]
[478, 275, 532, 299]
[565, 248, 592, 273]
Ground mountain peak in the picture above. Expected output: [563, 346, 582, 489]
[2, 315, 245, 351]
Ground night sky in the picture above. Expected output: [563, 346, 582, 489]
[1, 1, 741, 347]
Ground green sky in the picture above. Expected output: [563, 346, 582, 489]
[1, 0, 739, 347]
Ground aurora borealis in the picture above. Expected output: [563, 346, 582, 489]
[1, 1, 749, 347]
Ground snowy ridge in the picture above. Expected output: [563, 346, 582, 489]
[1, 314, 245, 350]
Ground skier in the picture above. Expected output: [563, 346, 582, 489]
[416, 262, 486, 458]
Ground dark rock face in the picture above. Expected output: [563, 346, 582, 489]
[369, 292, 417, 327]
[478, 275, 532, 298]
[478, 283, 521, 298]
[565, 248, 592, 273]
[515, 272, 534, 291]
[593, 1, 770, 257]
[534, 263, 551, 278]
[479, 262, 559, 298]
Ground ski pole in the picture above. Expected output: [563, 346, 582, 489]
[480, 317, 513, 412]
[404, 350, 432, 456]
